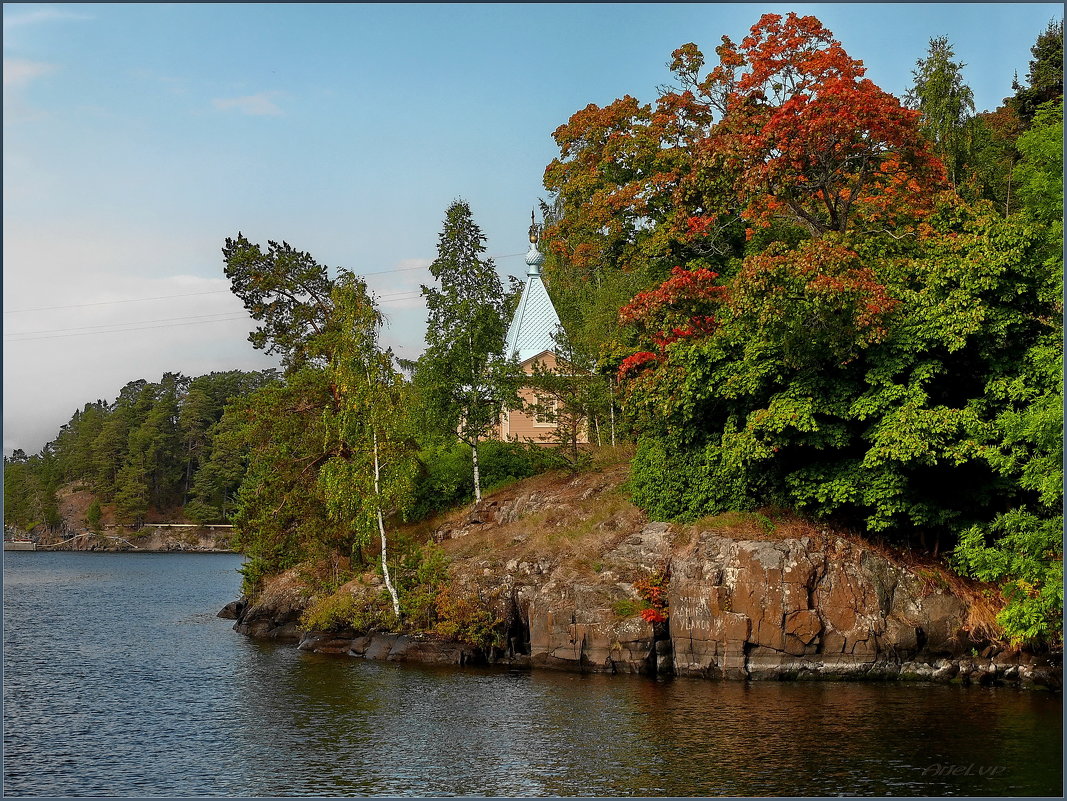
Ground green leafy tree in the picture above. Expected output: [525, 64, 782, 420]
[953, 339, 1062, 646]
[319, 273, 419, 617]
[965, 106, 1024, 213]
[951, 98, 1063, 647]
[1014, 100, 1064, 233]
[906, 36, 976, 187]
[416, 201, 520, 501]
[525, 328, 612, 469]
[621, 196, 1058, 550]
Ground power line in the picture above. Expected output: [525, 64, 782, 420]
[3, 289, 233, 315]
[4, 315, 252, 343]
[2, 252, 526, 315]
[7, 310, 250, 338]
[5, 292, 428, 343]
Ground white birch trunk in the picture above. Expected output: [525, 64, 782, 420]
[472, 436, 482, 502]
[373, 429, 401, 618]
[609, 381, 617, 447]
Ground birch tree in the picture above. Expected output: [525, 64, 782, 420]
[319, 273, 417, 618]
[906, 36, 976, 187]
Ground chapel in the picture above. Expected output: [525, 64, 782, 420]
[495, 221, 587, 444]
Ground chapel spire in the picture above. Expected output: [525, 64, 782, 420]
[524, 210, 545, 277]
[504, 209, 560, 361]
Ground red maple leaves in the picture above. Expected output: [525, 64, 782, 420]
[701, 13, 946, 235]
[617, 266, 726, 379]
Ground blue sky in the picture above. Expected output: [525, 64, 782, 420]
[3, 3, 1062, 454]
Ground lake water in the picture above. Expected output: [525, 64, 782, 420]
[3, 551, 1062, 797]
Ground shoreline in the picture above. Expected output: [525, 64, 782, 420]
[224, 597, 1063, 692]
[233, 620, 1064, 692]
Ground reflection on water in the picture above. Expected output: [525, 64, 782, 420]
[4, 552, 1063, 797]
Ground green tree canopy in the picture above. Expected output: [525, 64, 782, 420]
[415, 200, 520, 501]
[906, 36, 976, 186]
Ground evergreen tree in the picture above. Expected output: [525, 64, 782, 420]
[222, 234, 335, 373]
[1011, 19, 1064, 125]
[415, 201, 520, 501]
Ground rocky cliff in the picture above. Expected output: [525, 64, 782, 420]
[36, 526, 235, 553]
[229, 464, 1061, 690]
[23, 484, 236, 552]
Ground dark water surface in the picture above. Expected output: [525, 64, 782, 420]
[3, 552, 1062, 797]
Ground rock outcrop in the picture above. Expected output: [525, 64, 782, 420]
[35, 527, 234, 553]
[232, 571, 308, 640]
[230, 465, 1062, 691]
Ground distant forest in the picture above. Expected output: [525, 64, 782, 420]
[3, 370, 280, 530]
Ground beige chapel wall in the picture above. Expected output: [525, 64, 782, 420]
[496, 351, 589, 445]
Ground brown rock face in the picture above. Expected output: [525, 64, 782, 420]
[230, 467, 1059, 689]
[232, 569, 309, 640]
[297, 632, 484, 665]
[669, 532, 972, 680]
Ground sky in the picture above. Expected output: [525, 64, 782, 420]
[3, 2, 1062, 456]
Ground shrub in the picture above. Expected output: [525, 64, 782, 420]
[433, 585, 505, 648]
[300, 588, 396, 633]
[612, 598, 643, 618]
[634, 573, 669, 623]
[410, 440, 558, 519]
[86, 499, 102, 533]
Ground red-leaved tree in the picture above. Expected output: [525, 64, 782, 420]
[679, 12, 947, 236]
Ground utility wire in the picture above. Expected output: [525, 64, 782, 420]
[8, 310, 249, 338]
[5, 291, 428, 343]
[4, 315, 252, 343]
[3, 251, 526, 315]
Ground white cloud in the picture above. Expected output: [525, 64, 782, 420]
[2, 224, 282, 455]
[211, 92, 284, 116]
[2, 7, 91, 28]
[3, 58, 57, 89]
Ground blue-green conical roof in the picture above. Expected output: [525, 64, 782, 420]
[504, 241, 562, 362]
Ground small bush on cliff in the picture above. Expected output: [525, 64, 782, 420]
[300, 588, 397, 633]
[433, 586, 506, 648]
[634, 573, 670, 623]
[612, 598, 643, 618]
[394, 543, 450, 630]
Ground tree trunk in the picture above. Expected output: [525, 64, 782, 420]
[472, 436, 482, 502]
[373, 430, 401, 618]
[182, 443, 193, 506]
[609, 381, 617, 447]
